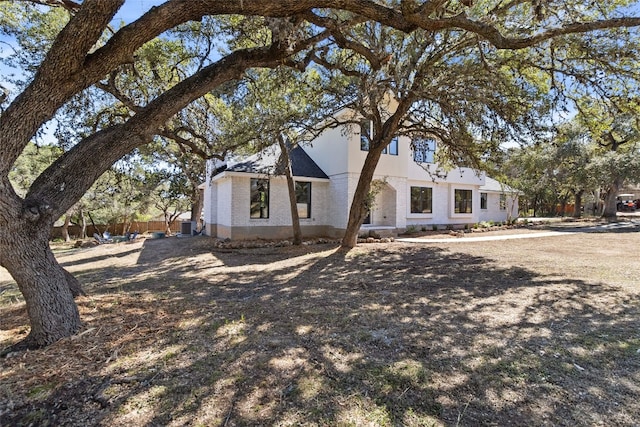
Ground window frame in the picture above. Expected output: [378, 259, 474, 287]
[360, 120, 371, 151]
[295, 181, 312, 219]
[387, 137, 398, 155]
[499, 194, 507, 210]
[413, 138, 436, 163]
[480, 192, 488, 210]
[250, 178, 270, 219]
[454, 189, 473, 214]
[410, 186, 433, 214]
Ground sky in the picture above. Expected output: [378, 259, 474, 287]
[112, 0, 165, 25]
[0, 0, 167, 144]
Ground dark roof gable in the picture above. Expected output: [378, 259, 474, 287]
[224, 145, 328, 179]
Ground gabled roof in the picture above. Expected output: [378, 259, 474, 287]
[480, 176, 519, 194]
[285, 145, 329, 179]
[219, 144, 329, 179]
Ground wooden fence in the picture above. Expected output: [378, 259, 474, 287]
[51, 220, 183, 240]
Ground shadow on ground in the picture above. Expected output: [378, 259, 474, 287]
[1, 235, 639, 426]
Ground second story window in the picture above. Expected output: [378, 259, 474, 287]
[384, 137, 398, 155]
[360, 120, 371, 151]
[413, 138, 436, 163]
[361, 121, 398, 156]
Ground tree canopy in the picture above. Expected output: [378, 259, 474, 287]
[2, 0, 640, 349]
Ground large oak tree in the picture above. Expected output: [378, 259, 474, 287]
[2, 0, 640, 350]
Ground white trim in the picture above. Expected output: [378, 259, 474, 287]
[449, 185, 475, 218]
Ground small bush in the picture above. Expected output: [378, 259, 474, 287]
[405, 225, 418, 234]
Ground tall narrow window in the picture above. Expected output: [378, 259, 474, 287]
[360, 120, 371, 151]
[480, 192, 488, 210]
[250, 179, 269, 218]
[295, 181, 311, 219]
[413, 138, 436, 163]
[454, 189, 473, 214]
[387, 137, 398, 155]
[410, 186, 433, 213]
[499, 194, 507, 210]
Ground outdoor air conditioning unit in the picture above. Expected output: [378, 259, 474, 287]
[181, 221, 193, 236]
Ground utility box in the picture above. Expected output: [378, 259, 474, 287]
[181, 221, 193, 235]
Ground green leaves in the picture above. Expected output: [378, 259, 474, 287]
[8, 142, 62, 198]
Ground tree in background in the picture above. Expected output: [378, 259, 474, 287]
[576, 103, 640, 218]
[503, 129, 595, 218]
[551, 123, 597, 218]
[502, 118, 640, 219]
[147, 169, 192, 235]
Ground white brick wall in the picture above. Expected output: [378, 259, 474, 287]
[218, 177, 234, 227]
[203, 180, 217, 225]
[478, 192, 518, 223]
[222, 175, 332, 228]
[327, 173, 351, 230]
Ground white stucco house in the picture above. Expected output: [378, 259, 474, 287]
[202, 119, 519, 240]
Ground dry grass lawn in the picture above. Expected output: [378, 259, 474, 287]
[1, 224, 639, 426]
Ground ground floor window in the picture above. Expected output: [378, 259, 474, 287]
[480, 192, 488, 210]
[410, 186, 433, 213]
[500, 194, 507, 210]
[295, 181, 311, 218]
[455, 189, 473, 214]
[250, 178, 269, 218]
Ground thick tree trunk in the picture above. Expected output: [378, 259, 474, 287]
[191, 187, 204, 231]
[602, 179, 622, 219]
[0, 183, 83, 351]
[341, 148, 384, 249]
[572, 190, 583, 218]
[278, 137, 302, 245]
[164, 212, 172, 235]
[0, 216, 82, 350]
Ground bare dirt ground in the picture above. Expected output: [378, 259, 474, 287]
[1, 222, 639, 426]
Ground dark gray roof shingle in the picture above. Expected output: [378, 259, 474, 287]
[223, 145, 328, 179]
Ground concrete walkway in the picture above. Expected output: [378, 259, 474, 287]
[396, 219, 640, 243]
[397, 230, 571, 243]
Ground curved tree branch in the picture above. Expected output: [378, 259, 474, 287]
[3, 0, 640, 177]
[26, 28, 329, 219]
